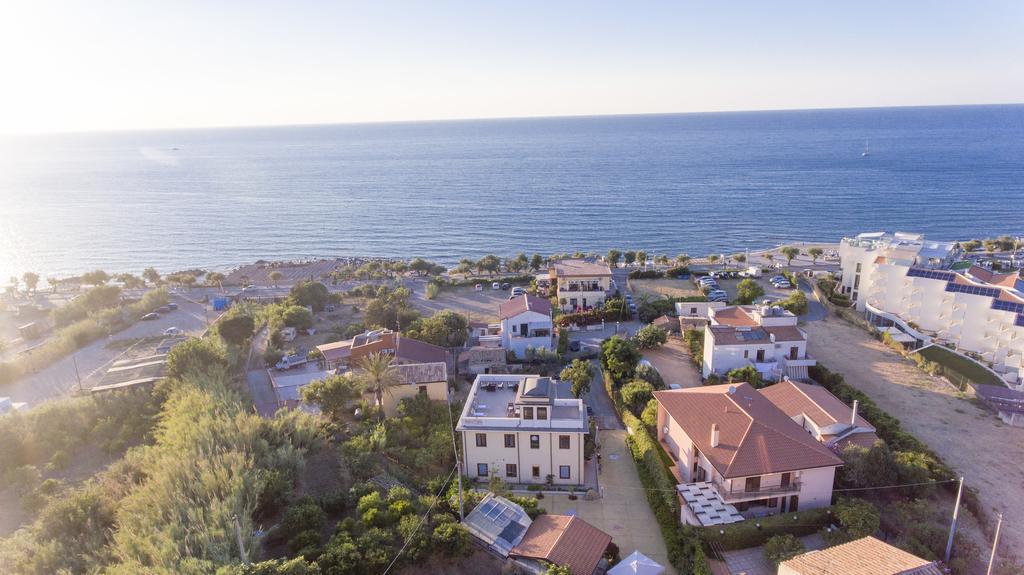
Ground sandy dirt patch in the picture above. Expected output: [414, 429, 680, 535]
[642, 338, 702, 389]
[803, 318, 1024, 551]
[630, 279, 702, 300]
[411, 284, 520, 323]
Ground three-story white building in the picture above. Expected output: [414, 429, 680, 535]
[549, 259, 613, 312]
[702, 305, 816, 381]
[498, 295, 554, 359]
[458, 375, 589, 486]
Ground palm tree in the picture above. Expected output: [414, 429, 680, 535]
[268, 270, 284, 288]
[207, 272, 226, 292]
[675, 254, 691, 267]
[707, 254, 720, 267]
[807, 247, 823, 265]
[357, 352, 404, 421]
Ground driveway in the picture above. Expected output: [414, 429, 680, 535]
[797, 278, 828, 322]
[803, 318, 1024, 552]
[582, 363, 622, 430]
[4, 295, 210, 405]
[642, 338, 702, 388]
[721, 533, 825, 575]
[539, 428, 674, 574]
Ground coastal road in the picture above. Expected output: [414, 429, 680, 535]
[798, 278, 828, 322]
[3, 295, 210, 406]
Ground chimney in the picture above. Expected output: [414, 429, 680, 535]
[711, 423, 720, 448]
[850, 400, 859, 426]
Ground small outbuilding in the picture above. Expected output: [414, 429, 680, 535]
[607, 550, 664, 575]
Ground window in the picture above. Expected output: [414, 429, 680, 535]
[767, 497, 779, 508]
[504, 434, 516, 448]
[418, 386, 427, 396]
[854, 275, 860, 289]
[532, 465, 540, 478]
[855, 263, 862, 273]
[559, 435, 570, 449]
[690, 307, 697, 315]
[743, 350, 749, 359]
[523, 406, 534, 420]
[477, 463, 488, 477]
[537, 407, 548, 420]
[475, 433, 487, 447]
[506, 464, 517, 478]
[559, 465, 571, 479]
[530, 435, 540, 449]
[745, 476, 761, 493]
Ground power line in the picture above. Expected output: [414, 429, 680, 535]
[593, 477, 958, 495]
[381, 463, 459, 575]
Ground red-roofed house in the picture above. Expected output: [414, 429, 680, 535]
[509, 514, 613, 575]
[499, 294, 554, 358]
[702, 305, 816, 381]
[760, 379, 880, 452]
[654, 383, 842, 524]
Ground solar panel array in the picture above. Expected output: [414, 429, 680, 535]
[906, 268, 957, 281]
[1016, 314, 1024, 328]
[992, 299, 1024, 314]
[736, 330, 767, 341]
[944, 282, 1001, 298]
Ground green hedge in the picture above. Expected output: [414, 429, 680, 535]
[703, 508, 832, 551]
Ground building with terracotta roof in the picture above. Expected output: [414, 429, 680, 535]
[702, 305, 816, 381]
[458, 374, 589, 486]
[760, 379, 880, 451]
[654, 383, 842, 524]
[779, 536, 943, 575]
[509, 514, 613, 575]
[549, 259, 613, 312]
[315, 329, 448, 370]
[840, 231, 1024, 387]
[498, 294, 554, 358]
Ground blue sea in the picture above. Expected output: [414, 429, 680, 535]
[0, 104, 1022, 280]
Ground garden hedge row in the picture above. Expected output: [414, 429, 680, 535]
[703, 508, 832, 551]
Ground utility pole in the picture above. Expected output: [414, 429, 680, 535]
[233, 514, 249, 565]
[445, 390, 464, 521]
[985, 513, 1003, 575]
[72, 355, 83, 394]
[945, 476, 964, 563]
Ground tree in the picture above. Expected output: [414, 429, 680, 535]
[634, 362, 664, 388]
[289, 281, 331, 312]
[635, 325, 667, 349]
[624, 251, 637, 266]
[561, 359, 595, 398]
[115, 273, 146, 289]
[81, 270, 109, 286]
[407, 310, 468, 347]
[706, 254, 720, 267]
[600, 336, 641, 385]
[357, 353, 403, 421]
[543, 564, 571, 575]
[142, 267, 161, 285]
[301, 374, 361, 422]
[736, 278, 765, 304]
[780, 246, 800, 267]
[763, 534, 805, 566]
[833, 497, 880, 541]
[268, 270, 284, 287]
[620, 379, 654, 413]
[432, 523, 472, 557]
[282, 305, 314, 330]
[606, 250, 622, 267]
[807, 247, 824, 264]
[675, 253, 691, 266]
[636, 251, 648, 269]
[840, 442, 897, 488]
[530, 253, 544, 271]
[733, 253, 746, 265]
[206, 272, 226, 291]
[725, 365, 764, 388]
[476, 254, 501, 275]
[21, 272, 39, 293]
[218, 314, 256, 346]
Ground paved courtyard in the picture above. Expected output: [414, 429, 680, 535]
[539, 428, 674, 574]
[721, 533, 825, 575]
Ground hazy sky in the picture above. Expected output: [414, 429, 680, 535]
[2, 0, 1022, 133]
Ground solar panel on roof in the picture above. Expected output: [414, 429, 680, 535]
[992, 299, 1024, 314]
[944, 282, 1000, 298]
[907, 268, 956, 281]
[1016, 314, 1024, 328]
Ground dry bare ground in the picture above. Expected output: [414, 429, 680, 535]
[642, 338, 702, 389]
[411, 284, 513, 323]
[630, 279, 702, 300]
[803, 318, 1024, 551]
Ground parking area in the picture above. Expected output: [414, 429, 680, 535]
[642, 337, 702, 389]
[539, 428, 674, 574]
[693, 274, 797, 306]
[411, 282, 528, 323]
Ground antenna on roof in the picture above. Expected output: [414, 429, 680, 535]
[727, 385, 737, 395]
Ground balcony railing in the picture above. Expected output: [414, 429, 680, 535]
[714, 480, 801, 502]
[560, 284, 603, 292]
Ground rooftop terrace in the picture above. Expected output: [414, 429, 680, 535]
[458, 374, 588, 431]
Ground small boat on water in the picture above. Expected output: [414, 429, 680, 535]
[861, 140, 870, 157]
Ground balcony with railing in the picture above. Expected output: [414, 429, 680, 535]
[559, 282, 604, 293]
[713, 479, 801, 502]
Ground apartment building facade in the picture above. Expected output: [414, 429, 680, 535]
[548, 259, 613, 312]
[458, 375, 589, 486]
[701, 305, 816, 381]
[498, 294, 554, 358]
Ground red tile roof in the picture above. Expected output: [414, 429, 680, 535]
[781, 536, 943, 575]
[711, 306, 758, 327]
[510, 515, 612, 575]
[549, 259, 613, 278]
[654, 383, 843, 478]
[499, 294, 552, 320]
[764, 326, 807, 343]
[760, 380, 872, 429]
[967, 264, 1021, 288]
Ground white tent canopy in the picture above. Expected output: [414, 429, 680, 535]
[608, 550, 664, 575]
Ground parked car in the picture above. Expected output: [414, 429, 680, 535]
[474, 284, 483, 291]
[275, 352, 309, 371]
[142, 313, 159, 320]
[568, 340, 581, 352]
[491, 282, 501, 290]
[163, 327, 182, 336]
[167, 302, 178, 310]
[501, 282, 511, 290]
[156, 305, 171, 313]
[511, 287, 526, 296]
[769, 275, 786, 282]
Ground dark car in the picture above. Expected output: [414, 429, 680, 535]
[501, 282, 511, 290]
[157, 305, 171, 313]
[167, 302, 178, 310]
[568, 340, 581, 352]
[142, 312, 159, 320]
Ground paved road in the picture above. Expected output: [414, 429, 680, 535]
[246, 326, 279, 417]
[798, 278, 828, 322]
[641, 339, 702, 388]
[581, 362, 622, 430]
[4, 295, 210, 406]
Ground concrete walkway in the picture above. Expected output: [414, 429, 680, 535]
[721, 533, 825, 575]
[540, 428, 674, 574]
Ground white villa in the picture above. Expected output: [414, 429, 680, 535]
[840, 231, 1024, 386]
[701, 305, 816, 381]
[549, 259, 613, 312]
[476, 294, 554, 359]
[457, 375, 589, 486]
[654, 383, 843, 526]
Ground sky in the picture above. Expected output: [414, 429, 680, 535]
[1, 0, 1022, 134]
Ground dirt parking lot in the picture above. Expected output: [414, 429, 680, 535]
[642, 338, 702, 389]
[630, 278, 701, 300]
[803, 318, 1024, 552]
[411, 283, 523, 323]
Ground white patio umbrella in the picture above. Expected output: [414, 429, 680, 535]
[608, 550, 664, 575]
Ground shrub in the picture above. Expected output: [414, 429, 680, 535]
[641, 398, 659, 428]
[432, 523, 472, 557]
[600, 336, 641, 385]
[705, 508, 831, 550]
[775, 290, 808, 315]
[725, 365, 764, 388]
[763, 534, 805, 566]
[635, 362, 664, 389]
[620, 379, 655, 415]
[425, 282, 440, 300]
[833, 498, 880, 541]
[683, 329, 704, 369]
[635, 325, 668, 349]
[557, 329, 569, 355]
[736, 278, 765, 304]
[627, 269, 664, 279]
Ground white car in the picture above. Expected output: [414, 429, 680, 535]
[491, 282, 501, 290]
[163, 327, 183, 336]
[511, 287, 526, 296]
[474, 284, 483, 291]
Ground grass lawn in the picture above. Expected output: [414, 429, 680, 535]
[917, 345, 1004, 387]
